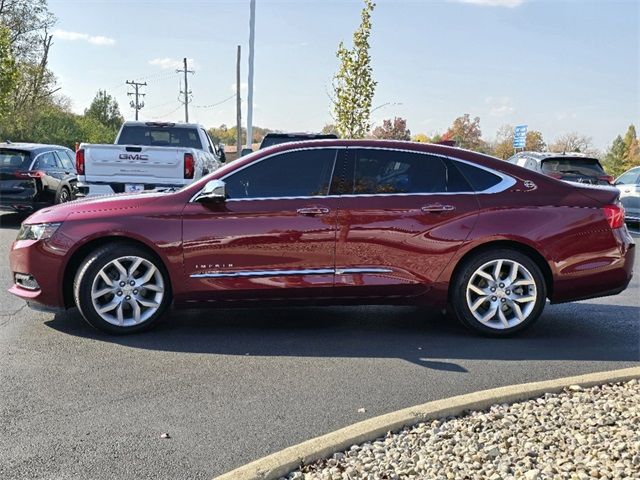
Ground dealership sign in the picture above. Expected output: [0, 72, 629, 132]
[513, 125, 527, 149]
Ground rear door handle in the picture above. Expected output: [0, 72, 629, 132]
[297, 207, 330, 216]
[421, 204, 455, 213]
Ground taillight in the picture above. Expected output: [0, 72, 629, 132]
[598, 175, 614, 184]
[184, 153, 194, 179]
[14, 170, 45, 179]
[76, 148, 85, 175]
[603, 203, 625, 229]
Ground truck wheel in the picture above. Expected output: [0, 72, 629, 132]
[450, 248, 547, 336]
[73, 243, 171, 334]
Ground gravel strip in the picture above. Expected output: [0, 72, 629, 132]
[283, 380, 640, 480]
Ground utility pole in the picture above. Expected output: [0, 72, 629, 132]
[126, 80, 146, 120]
[236, 45, 242, 155]
[176, 57, 194, 122]
[246, 0, 256, 149]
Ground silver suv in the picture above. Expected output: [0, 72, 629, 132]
[507, 151, 612, 186]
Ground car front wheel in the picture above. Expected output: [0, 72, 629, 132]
[73, 243, 171, 334]
[451, 248, 547, 336]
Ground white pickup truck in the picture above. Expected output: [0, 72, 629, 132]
[76, 121, 223, 196]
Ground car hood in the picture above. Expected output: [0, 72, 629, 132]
[23, 192, 166, 224]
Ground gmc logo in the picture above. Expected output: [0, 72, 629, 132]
[119, 154, 149, 161]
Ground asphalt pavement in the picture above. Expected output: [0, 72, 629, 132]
[1, 212, 638, 480]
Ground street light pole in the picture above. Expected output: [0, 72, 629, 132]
[246, 0, 256, 149]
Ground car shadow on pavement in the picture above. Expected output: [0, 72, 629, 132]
[44, 301, 640, 369]
[0, 212, 26, 230]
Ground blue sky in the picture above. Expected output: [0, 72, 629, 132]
[48, 0, 639, 149]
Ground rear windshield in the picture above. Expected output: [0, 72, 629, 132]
[541, 157, 605, 176]
[117, 126, 201, 149]
[0, 149, 31, 171]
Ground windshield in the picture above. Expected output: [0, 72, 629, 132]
[541, 157, 605, 176]
[117, 126, 202, 149]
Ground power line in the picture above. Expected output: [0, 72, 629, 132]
[192, 93, 236, 109]
[151, 104, 182, 120]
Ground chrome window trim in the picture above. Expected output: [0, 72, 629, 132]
[190, 267, 393, 279]
[189, 145, 516, 203]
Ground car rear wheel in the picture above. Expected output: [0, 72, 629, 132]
[73, 243, 171, 334]
[451, 248, 547, 336]
[57, 186, 71, 204]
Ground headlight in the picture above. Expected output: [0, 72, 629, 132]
[16, 223, 62, 241]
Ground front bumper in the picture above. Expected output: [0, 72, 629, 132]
[8, 237, 68, 310]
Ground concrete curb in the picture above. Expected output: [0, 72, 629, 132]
[215, 366, 640, 480]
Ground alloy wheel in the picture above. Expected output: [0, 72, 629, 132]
[90, 256, 164, 327]
[465, 258, 537, 330]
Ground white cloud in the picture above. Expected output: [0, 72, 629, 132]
[486, 96, 515, 116]
[449, 0, 525, 7]
[53, 29, 115, 46]
[230, 82, 248, 92]
[149, 57, 197, 70]
[556, 112, 577, 120]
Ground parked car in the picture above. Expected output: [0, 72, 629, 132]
[0, 142, 77, 213]
[259, 132, 338, 149]
[615, 166, 640, 229]
[9, 140, 634, 336]
[76, 121, 223, 197]
[507, 151, 613, 185]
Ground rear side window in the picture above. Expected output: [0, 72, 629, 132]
[117, 126, 201, 149]
[346, 149, 472, 195]
[225, 148, 337, 199]
[0, 149, 31, 171]
[541, 157, 605, 176]
[33, 152, 59, 170]
[453, 161, 503, 192]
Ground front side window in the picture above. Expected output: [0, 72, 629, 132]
[348, 149, 471, 195]
[224, 148, 337, 199]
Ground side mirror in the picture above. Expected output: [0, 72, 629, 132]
[195, 179, 226, 202]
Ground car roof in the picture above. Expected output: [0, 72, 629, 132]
[123, 121, 203, 129]
[0, 142, 71, 154]
[263, 132, 337, 138]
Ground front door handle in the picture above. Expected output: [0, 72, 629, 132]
[297, 207, 330, 216]
[421, 204, 455, 213]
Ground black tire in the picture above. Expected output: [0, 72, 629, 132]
[73, 243, 171, 334]
[450, 248, 547, 337]
[56, 186, 71, 204]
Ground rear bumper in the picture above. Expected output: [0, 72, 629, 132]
[551, 227, 635, 303]
[0, 198, 51, 212]
[77, 182, 188, 197]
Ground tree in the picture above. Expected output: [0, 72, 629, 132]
[332, 0, 376, 139]
[445, 114, 484, 151]
[84, 90, 123, 132]
[525, 130, 546, 152]
[492, 125, 514, 159]
[622, 124, 640, 165]
[0, 26, 18, 123]
[602, 135, 628, 177]
[321, 123, 338, 136]
[549, 132, 593, 154]
[371, 117, 410, 140]
[411, 133, 429, 143]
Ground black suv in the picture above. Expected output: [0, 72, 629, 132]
[0, 142, 78, 213]
[507, 151, 613, 185]
[259, 132, 338, 150]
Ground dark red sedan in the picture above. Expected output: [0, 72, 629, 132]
[8, 140, 635, 336]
